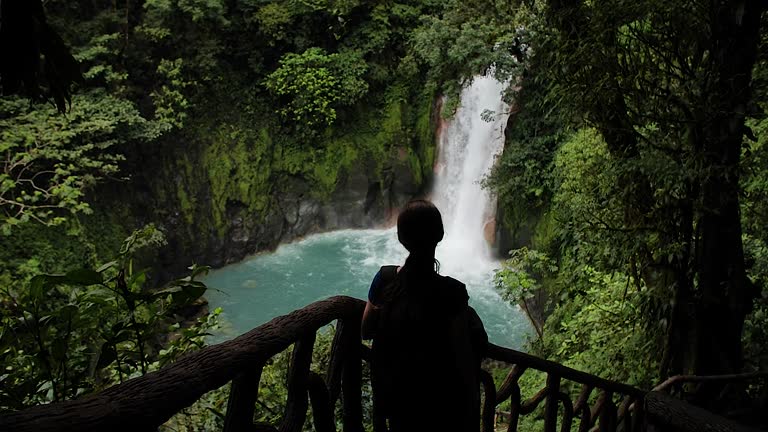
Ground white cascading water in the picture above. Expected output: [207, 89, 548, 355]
[432, 75, 510, 275]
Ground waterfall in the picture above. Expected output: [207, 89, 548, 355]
[432, 75, 510, 274]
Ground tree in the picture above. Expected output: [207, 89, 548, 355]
[265, 47, 368, 131]
[537, 0, 766, 385]
[0, 93, 165, 232]
[0, 0, 83, 112]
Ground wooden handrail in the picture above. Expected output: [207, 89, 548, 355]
[653, 372, 768, 393]
[0, 296, 364, 432]
[0, 296, 763, 432]
[645, 392, 764, 432]
[486, 343, 646, 398]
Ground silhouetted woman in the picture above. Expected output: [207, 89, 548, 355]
[361, 199, 487, 432]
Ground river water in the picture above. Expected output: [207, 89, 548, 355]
[202, 75, 532, 349]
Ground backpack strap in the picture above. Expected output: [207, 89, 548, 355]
[371, 265, 400, 418]
[379, 265, 398, 286]
[375, 265, 399, 304]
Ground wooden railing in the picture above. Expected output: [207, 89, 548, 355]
[0, 296, 762, 432]
[483, 343, 645, 432]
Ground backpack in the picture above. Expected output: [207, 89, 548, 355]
[370, 265, 487, 431]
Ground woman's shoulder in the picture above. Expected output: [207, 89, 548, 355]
[437, 274, 469, 302]
[368, 265, 399, 305]
[375, 265, 399, 288]
[438, 274, 466, 288]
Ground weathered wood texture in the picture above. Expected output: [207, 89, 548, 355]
[544, 373, 560, 432]
[487, 343, 646, 432]
[480, 369, 496, 432]
[653, 372, 768, 393]
[223, 363, 265, 432]
[0, 295, 365, 432]
[645, 392, 764, 432]
[307, 372, 335, 432]
[1, 296, 763, 432]
[279, 334, 315, 432]
[486, 343, 645, 398]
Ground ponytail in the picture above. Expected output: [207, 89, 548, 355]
[379, 248, 440, 306]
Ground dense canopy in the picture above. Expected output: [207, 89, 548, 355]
[1, 0, 767, 428]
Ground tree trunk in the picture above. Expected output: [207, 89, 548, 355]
[690, 0, 763, 398]
[545, 0, 766, 387]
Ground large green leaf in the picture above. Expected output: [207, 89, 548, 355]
[29, 274, 66, 300]
[188, 263, 212, 280]
[65, 269, 103, 286]
[95, 343, 117, 370]
[96, 260, 118, 273]
[154, 280, 207, 308]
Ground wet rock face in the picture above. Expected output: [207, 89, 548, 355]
[286, 153, 420, 235]
[136, 144, 429, 287]
[283, 151, 421, 231]
[179, 152, 423, 274]
[315, 167, 370, 230]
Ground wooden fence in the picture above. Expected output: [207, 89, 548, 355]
[0, 296, 761, 432]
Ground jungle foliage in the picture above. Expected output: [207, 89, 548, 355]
[0, 225, 218, 411]
[486, 0, 768, 423]
[0, 0, 509, 423]
[2, 0, 768, 429]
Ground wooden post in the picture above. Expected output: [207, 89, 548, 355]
[308, 372, 335, 432]
[618, 395, 632, 432]
[544, 373, 561, 432]
[598, 391, 616, 432]
[495, 365, 526, 404]
[631, 395, 644, 432]
[480, 370, 497, 432]
[340, 316, 363, 432]
[223, 363, 265, 432]
[574, 385, 593, 432]
[279, 334, 316, 432]
[326, 320, 346, 406]
[507, 382, 521, 432]
[557, 392, 574, 432]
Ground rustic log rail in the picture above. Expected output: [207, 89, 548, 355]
[484, 343, 644, 432]
[0, 296, 762, 432]
[652, 371, 768, 394]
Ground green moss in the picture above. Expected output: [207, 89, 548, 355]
[340, 86, 406, 181]
[311, 135, 360, 198]
[295, 83, 420, 199]
[379, 86, 406, 143]
[529, 209, 557, 253]
[423, 145, 435, 175]
[107, 81, 440, 249]
[406, 148, 423, 185]
[355, 83, 438, 188]
[411, 86, 438, 185]
[176, 185, 195, 225]
[201, 125, 274, 237]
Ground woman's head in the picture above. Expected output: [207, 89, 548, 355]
[397, 200, 444, 253]
[379, 200, 443, 302]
